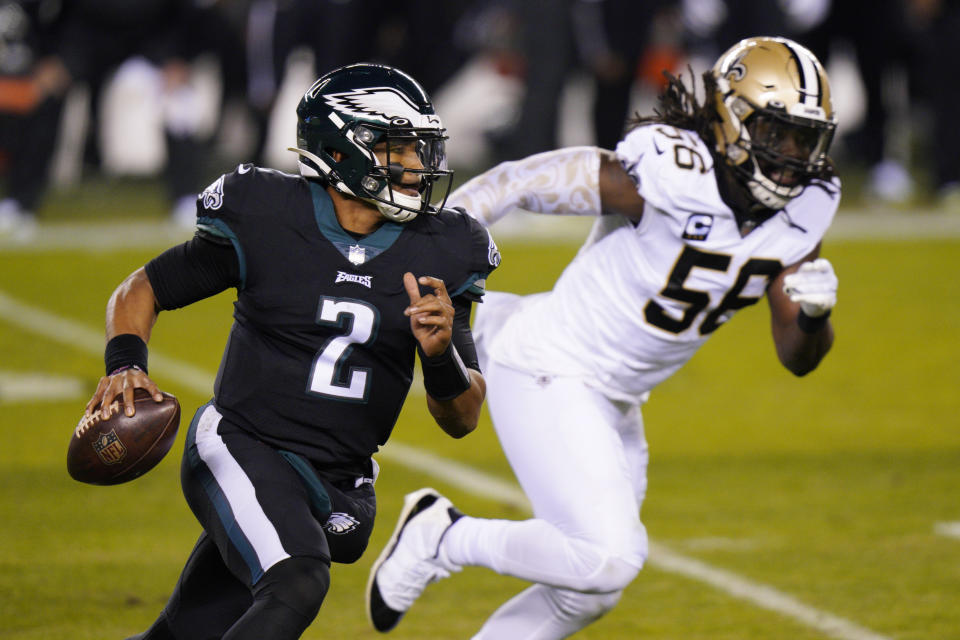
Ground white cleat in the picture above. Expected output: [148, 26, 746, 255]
[366, 488, 462, 633]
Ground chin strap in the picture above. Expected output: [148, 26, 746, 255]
[373, 188, 421, 222]
[447, 146, 602, 226]
[289, 146, 424, 222]
[747, 178, 791, 210]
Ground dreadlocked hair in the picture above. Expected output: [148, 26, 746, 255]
[627, 67, 719, 145]
[626, 67, 836, 181]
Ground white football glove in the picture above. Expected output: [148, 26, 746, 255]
[783, 258, 837, 317]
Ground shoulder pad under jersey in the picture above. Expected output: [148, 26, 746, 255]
[418, 206, 501, 301]
[616, 124, 730, 216]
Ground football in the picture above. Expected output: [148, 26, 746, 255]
[67, 388, 181, 486]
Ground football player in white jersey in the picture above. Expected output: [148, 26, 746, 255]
[366, 36, 841, 639]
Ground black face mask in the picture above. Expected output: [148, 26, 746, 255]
[744, 112, 835, 191]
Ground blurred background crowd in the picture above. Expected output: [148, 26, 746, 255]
[2, 0, 959, 235]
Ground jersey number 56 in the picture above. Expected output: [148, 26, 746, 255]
[645, 246, 781, 335]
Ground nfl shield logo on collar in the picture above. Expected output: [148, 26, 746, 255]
[348, 245, 366, 265]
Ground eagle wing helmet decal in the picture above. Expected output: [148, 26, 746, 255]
[292, 63, 452, 222]
[323, 87, 442, 128]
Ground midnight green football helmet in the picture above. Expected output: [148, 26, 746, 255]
[289, 63, 452, 222]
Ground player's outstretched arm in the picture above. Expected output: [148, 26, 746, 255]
[448, 147, 645, 226]
[403, 272, 484, 438]
[85, 268, 164, 420]
[448, 147, 605, 225]
[767, 248, 836, 376]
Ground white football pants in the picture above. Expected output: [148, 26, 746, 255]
[440, 357, 650, 639]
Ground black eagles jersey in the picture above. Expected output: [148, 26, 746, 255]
[188, 165, 499, 473]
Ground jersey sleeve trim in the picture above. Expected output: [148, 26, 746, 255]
[198, 215, 247, 290]
[449, 272, 488, 299]
[467, 278, 487, 297]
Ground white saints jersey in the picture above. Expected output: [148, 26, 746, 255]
[486, 124, 841, 403]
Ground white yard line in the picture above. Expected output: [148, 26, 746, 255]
[378, 441, 892, 640]
[0, 290, 214, 393]
[0, 370, 85, 404]
[641, 546, 891, 640]
[934, 522, 960, 540]
[1, 207, 959, 252]
[0, 220, 193, 252]
[0, 289, 892, 640]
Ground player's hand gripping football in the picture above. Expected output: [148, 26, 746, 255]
[85, 367, 164, 421]
[783, 258, 838, 318]
[403, 272, 454, 357]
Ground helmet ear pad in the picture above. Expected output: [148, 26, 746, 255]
[296, 120, 380, 196]
[711, 80, 751, 167]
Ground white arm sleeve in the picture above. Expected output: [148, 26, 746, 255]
[448, 146, 603, 227]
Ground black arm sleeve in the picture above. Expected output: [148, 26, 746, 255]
[450, 296, 480, 372]
[144, 232, 240, 311]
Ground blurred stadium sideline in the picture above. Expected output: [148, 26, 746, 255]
[44, 48, 870, 192]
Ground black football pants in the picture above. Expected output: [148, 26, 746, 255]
[126, 401, 377, 639]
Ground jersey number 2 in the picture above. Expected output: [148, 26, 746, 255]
[308, 298, 379, 401]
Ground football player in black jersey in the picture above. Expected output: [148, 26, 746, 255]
[83, 63, 500, 640]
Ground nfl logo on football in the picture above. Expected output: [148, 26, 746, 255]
[93, 429, 127, 465]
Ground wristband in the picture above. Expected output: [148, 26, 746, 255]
[419, 344, 471, 400]
[105, 333, 148, 375]
[109, 364, 144, 375]
[797, 308, 830, 334]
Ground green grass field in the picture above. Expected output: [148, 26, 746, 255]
[1, 181, 959, 639]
